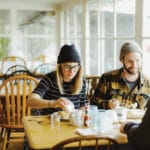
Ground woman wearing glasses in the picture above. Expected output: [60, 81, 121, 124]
[27, 44, 86, 115]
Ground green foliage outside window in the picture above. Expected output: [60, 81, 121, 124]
[0, 38, 9, 60]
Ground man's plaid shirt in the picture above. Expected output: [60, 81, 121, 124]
[94, 68, 150, 109]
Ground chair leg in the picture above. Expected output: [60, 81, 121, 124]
[2, 129, 8, 150]
[6, 129, 11, 149]
[23, 139, 29, 150]
[0, 127, 4, 142]
[0, 128, 5, 149]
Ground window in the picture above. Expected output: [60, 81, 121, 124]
[0, 9, 57, 71]
[86, 0, 135, 75]
[17, 10, 57, 62]
[143, 0, 150, 76]
[60, 0, 136, 75]
[0, 10, 11, 60]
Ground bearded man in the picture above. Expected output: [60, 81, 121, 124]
[94, 41, 150, 109]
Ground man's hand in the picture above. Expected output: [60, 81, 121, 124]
[108, 98, 120, 109]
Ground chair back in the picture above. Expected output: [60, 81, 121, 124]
[85, 75, 100, 102]
[4, 65, 33, 80]
[5, 65, 28, 74]
[34, 55, 47, 63]
[0, 75, 39, 128]
[51, 136, 119, 150]
[34, 63, 56, 75]
[1, 56, 27, 73]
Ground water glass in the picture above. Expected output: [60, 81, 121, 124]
[115, 107, 127, 122]
[94, 110, 116, 134]
[69, 109, 83, 126]
[50, 112, 60, 127]
[89, 105, 98, 127]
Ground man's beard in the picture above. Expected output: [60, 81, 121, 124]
[123, 64, 139, 75]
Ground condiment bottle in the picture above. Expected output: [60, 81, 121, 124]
[83, 103, 90, 127]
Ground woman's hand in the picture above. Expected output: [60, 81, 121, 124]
[51, 97, 74, 109]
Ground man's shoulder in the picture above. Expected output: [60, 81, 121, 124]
[102, 68, 121, 76]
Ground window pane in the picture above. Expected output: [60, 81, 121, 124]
[76, 6, 82, 37]
[99, 0, 114, 37]
[68, 9, 74, 37]
[21, 37, 56, 61]
[0, 10, 11, 34]
[89, 39, 98, 75]
[0, 37, 10, 59]
[18, 10, 56, 36]
[143, 0, 150, 36]
[16, 10, 57, 63]
[87, 0, 98, 37]
[103, 39, 114, 72]
[100, 12, 114, 37]
[143, 40, 150, 76]
[60, 11, 67, 38]
[116, 0, 135, 37]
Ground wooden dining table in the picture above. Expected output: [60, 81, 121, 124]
[22, 114, 134, 150]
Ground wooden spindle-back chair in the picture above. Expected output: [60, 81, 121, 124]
[33, 63, 56, 78]
[1, 56, 27, 74]
[51, 136, 119, 150]
[0, 75, 39, 150]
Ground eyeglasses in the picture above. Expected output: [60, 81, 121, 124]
[63, 64, 80, 72]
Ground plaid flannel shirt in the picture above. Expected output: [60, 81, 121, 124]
[94, 68, 150, 109]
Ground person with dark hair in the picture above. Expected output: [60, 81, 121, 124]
[94, 41, 150, 109]
[120, 101, 150, 150]
[27, 44, 86, 114]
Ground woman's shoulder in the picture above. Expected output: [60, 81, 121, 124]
[44, 71, 57, 80]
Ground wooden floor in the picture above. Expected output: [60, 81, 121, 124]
[0, 128, 25, 150]
[0, 141, 24, 150]
[7, 143, 24, 150]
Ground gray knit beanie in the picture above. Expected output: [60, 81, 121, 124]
[119, 41, 142, 61]
[57, 44, 81, 64]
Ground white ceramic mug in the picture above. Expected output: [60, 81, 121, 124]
[69, 109, 83, 126]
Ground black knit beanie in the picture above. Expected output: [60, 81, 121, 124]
[57, 44, 81, 64]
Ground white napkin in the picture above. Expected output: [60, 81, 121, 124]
[76, 128, 98, 136]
